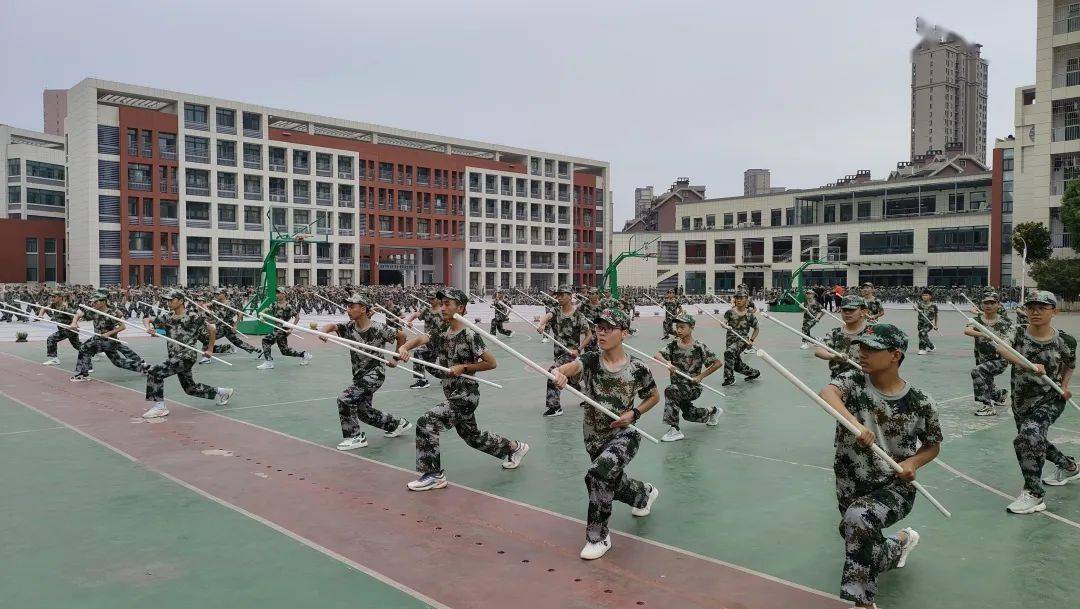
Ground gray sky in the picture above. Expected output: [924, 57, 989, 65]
[0, 0, 1033, 228]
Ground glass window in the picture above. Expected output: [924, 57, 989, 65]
[26, 161, 64, 181]
[26, 237, 39, 282]
[706, 214, 716, 229]
[7, 158, 21, 176]
[927, 226, 989, 252]
[857, 201, 872, 219]
[840, 203, 853, 221]
[770, 209, 782, 226]
[681, 217, 691, 230]
[8, 185, 20, 203]
[723, 213, 733, 228]
[751, 210, 761, 226]
[184, 103, 208, 124]
[859, 230, 914, 255]
[216, 108, 235, 127]
[26, 188, 65, 207]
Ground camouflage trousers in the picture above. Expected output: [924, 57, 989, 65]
[337, 373, 401, 439]
[489, 317, 511, 337]
[663, 383, 715, 429]
[46, 328, 82, 357]
[723, 345, 758, 383]
[410, 345, 438, 380]
[1013, 396, 1077, 497]
[261, 330, 305, 361]
[837, 483, 915, 605]
[546, 351, 578, 410]
[916, 323, 934, 351]
[585, 428, 649, 543]
[415, 399, 513, 475]
[661, 317, 674, 338]
[145, 355, 217, 402]
[970, 358, 1008, 406]
[801, 317, 818, 341]
[74, 336, 145, 376]
[216, 325, 260, 353]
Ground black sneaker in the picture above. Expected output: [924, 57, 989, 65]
[721, 378, 736, 387]
[410, 378, 430, 389]
[745, 370, 761, 381]
[543, 406, 563, 417]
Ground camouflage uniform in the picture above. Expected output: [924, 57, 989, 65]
[73, 307, 145, 377]
[660, 339, 720, 429]
[212, 308, 260, 354]
[545, 306, 590, 412]
[914, 301, 937, 351]
[1008, 325, 1078, 497]
[661, 300, 681, 338]
[577, 299, 601, 352]
[260, 302, 306, 361]
[415, 326, 513, 475]
[722, 308, 759, 383]
[489, 302, 512, 337]
[385, 303, 404, 331]
[44, 302, 82, 357]
[822, 324, 868, 379]
[334, 320, 405, 438]
[574, 350, 657, 543]
[410, 306, 444, 381]
[801, 300, 822, 340]
[829, 370, 943, 606]
[144, 311, 218, 402]
[970, 312, 1012, 407]
[864, 298, 884, 321]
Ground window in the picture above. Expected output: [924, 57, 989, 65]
[785, 207, 795, 225]
[824, 205, 836, 223]
[160, 200, 177, 220]
[714, 271, 735, 290]
[184, 103, 208, 125]
[186, 201, 210, 220]
[772, 237, 793, 262]
[128, 231, 154, 252]
[947, 193, 965, 212]
[8, 158, 21, 176]
[840, 203, 853, 221]
[927, 226, 989, 252]
[142, 198, 153, 218]
[216, 108, 235, 128]
[693, 217, 703, 230]
[127, 163, 152, 188]
[751, 211, 761, 226]
[858, 269, 914, 287]
[186, 237, 211, 256]
[25, 189, 64, 207]
[859, 230, 914, 255]
[969, 191, 986, 211]
[26, 161, 64, 181]
[857, 201, 872, 220]
[25, 238, 38, 282]
[8, 186, 21, 203]
[706, 214, 716, 229]
[242, 112, 262, 134]
[723, 213, 733, 228]
[244, 206, 261, 224]
[927, 266, 987, 287]
[681, 217, 691, 230]
[885, 196, 935, 217]
[218, 204, 237, 223]
[737, 212, 747, 225]
[271, 208, 287, 230]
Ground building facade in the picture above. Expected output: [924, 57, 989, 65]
[910, 29, 989, 163]
[56, 79, 609, 288]
[2, 125, 66, 221]
[743, 168, 771, 196]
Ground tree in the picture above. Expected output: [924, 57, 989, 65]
[1011, 221, 1053, 264]
[1062, 180, 1080, 254]
[1031, 258, 1080, 300]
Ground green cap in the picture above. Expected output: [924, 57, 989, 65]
[852, 323, 908, 352]
[672, 312, 696, 327]
[1024, 290, 1058, 308]
[91, 291, 109, 302]
[442, 288, 469, 305]
[343, 293, 371, 308]
[840, 295, 866, 310]
[275, 286, 287, 295]
[162, 289, 185, 301]
[981, 291, 999, 303]
[733, 290, 749, 299]
[553, 285, 572, 294]
[594, 307, 631, 330]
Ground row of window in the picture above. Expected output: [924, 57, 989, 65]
[6, 159, 65, 182]
[25, 237, 60, 283]
[682, 266, 988, 293]
[7, 186, 65, 207]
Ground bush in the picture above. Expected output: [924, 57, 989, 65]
[15, 332, 28, 343]
[1031, 258, 1080, 300]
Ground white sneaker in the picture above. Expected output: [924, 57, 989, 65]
[631, 484, 659, 517]
[1006, 489, 1046, 514]
[706, 406, 723, 426]
[384, 418, 411, 438]
[579, 534, 611, 560]
[257, 361, 275, 370]
[800, 343, 809, 350]
[502, 441, 530, 469]
[215, 387, 234, 406]
[142, 403, 169, 418]
[300, 352, 312, 366]
[199, 356, 211, 365]
[336, 434, 368, 450]
[661, 427, 685, 442]
[42, 357, 60, 366]
[69, 374, 91, 383]
[541, 337, 550, 343]
[1043, 463, 1080, 486]
[895, 527, 920, 568]
[917, 349, 926, 355]
[407, 473, 447, 491]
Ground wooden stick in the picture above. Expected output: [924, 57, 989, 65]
[623, 342, 727, 398]
[211, 299, 307, 341]
[82, 305, 231, 365]
[755, 349, 951, 518]
[908, 299, 944, 336]
[759, 311, 861, 370]
[262, 313, 501, 388]
[453, 313, 658, 444]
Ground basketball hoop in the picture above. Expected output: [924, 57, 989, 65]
[293, 233, 315, 242]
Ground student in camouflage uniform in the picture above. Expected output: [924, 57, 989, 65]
[550, 306, 660, 560]
[257, 287, 311, 370]
[402, 291, 444, 389]
[963, 291, 1012, 416]
[800, 290, 825, 350]
[655, 313, 723, 442]
[815, 295, 870, 379]
[721, 290, 760, 386]
[913, 289, 938, 355]
[819, 323, 942, 608]
[398, 289, 529, 491]
[861, 283, 885, 322]
[69, 291, 146, 382]
[537, 285, 593, 417]
[993, 291, 1080, 514]
[38, 291, 82, 366]
[141, 289, 234, 419]
[205, 289, 261, 359]
[578, 288, 604, 352]
[318, 293, 411, 450]
[488, 291, 513, 337]
[660, 290, 682, 339]
[384, 299, 404, 331]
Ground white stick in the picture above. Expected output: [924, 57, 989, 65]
[496, 299, 574, 353]
[759, 311, 861, 370]
[183, 296, 260, 351]
[513, 288, 544, 306]
[410, 294, 431, 308]
[623, 342, 727, 398]
[83, 304, 231, 365]
[908, 299, 944, 336]
[755, 349, 951, 518]
[136, 300, 162, 316]
[314, 293, 344, 311]
[4, 303, 129, 345]
[786, 292, 842, 324]
[308, 321, 420, 375]
[693, 306, 755, 348]
[15, 300, 129, 345]
[453, 313, 658, 444]
[372, 302, 429, 337]
[211, 299, 307, 341]
[262, 313, 501, 389]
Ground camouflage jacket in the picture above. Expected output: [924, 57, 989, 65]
[722, 308, 758, 348]
[914, 301, 938, 330]
[549, 307, 590, 352]
[577, 300, 600, 324]
[972, 312, 1012, 365]
[823, 324, 868, 377]
[803, 301, 822, 322]
[492, 302, 510, 322]
[385, 304, 404, 329]
[864, 298, 884, 319]
[44, 302, 78, 324]
[267, 302, 298, 327]
[420, 307, 446, 350]
[574, 351, 657, 454]
[663, 300, 682, 319]
[149, 311, 208, 360]
[336, 320, 398, 384]
[1010, 326, 1077, 411]
[829, 370, 943, 508]
[84, 307, 124, 334]
[661, 339, 719, 384]
[437, 326, 488, 404]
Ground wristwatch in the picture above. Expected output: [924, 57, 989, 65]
[630, 407, 642, 422]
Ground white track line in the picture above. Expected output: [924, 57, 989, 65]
[0, 350, 844, 603]
[723, 449, 832, 472]
[934, 459, 1080, 530]
[0, 425, 66, 437]
[939, 393, 974, 404]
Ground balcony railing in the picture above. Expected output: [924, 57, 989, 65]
[317, 227, 332, 235]
[558, 193, 570, 202]
[1052, 125, 1080, 142]
[557, 239, 569, 246]
[160, 217, 179, 227]
[269, 162, 287, 172]
[219, 253, 263, 262]
[317, 256, 332, 264]
[557, 171, 569, 179]
[244, 223, 263, 232]
[530, 214, 541, 222]
[217, 124, 236, 135]
[1053, 233, 1074, 248]
[516, 188, 526, 197]
[714, 255, 735, 264]
[339, 171, 354, 180]
[218, 221, 238, 230]
[544, 239, 555, 246]
[187, 252, 211, 261]
[219, 187, 237, 199]
[501, 236, 513, 243]
[244, 190, 263, 200]
[186, 152, 210, 164]
[469, 184, 481, 192]
[294, 165, 310, 175]
[316, 167, 333, 177]
[25, 176, 64, 187]
[339, 256, 354, 264]
[686, 256, 707, 265]
[243, 157, 262, 170]
[1054, 72, 1080, 88]
[294, 194, 310, 204]
[338, 228, 354, 236]
[160, 149, 178, 161]
[338, 198, 353, 208]
[1054, 11, 1080, 35]
[557, 262, 569, 269]
[186, 185, 210, 197]
[129, 181, 152, 191]
[531, 262, 554, 269]
[243, 127, 262, 139]
[217, 155, 236, 167]
[186, 219, 211, 228]
[185, 120, 209, 131]
[316, 196, 333, 206]
[485, 236, 498, 243]
[269, 191, 288, 202]
[293, 255, 311, 263]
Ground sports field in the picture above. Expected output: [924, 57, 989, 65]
[1, 306, 1078, 609]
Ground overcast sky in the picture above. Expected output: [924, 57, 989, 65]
[1, 0, 1034, 228]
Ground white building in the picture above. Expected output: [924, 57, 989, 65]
[1, 125, 66, 221]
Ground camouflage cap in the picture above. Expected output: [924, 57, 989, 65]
[1024, 290, 1058, 308]
[587, 287, 599, 295]
[442, 288, 469, 305]
[981, 291, 1000, 303]
[861, 282, 874, 288]
[162, 289, 185, 301]
[852, 323, 908, 352]
[552, 285, 572, 294]
[343, 293, 372, 308]
[672, 312, 696, 327]
[733, 290, 749, 299]
[594, 306, 631, 330]
[90, 291, 109, 302]
[275, 286, 287, 294]
[840, 295, 866, 310]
